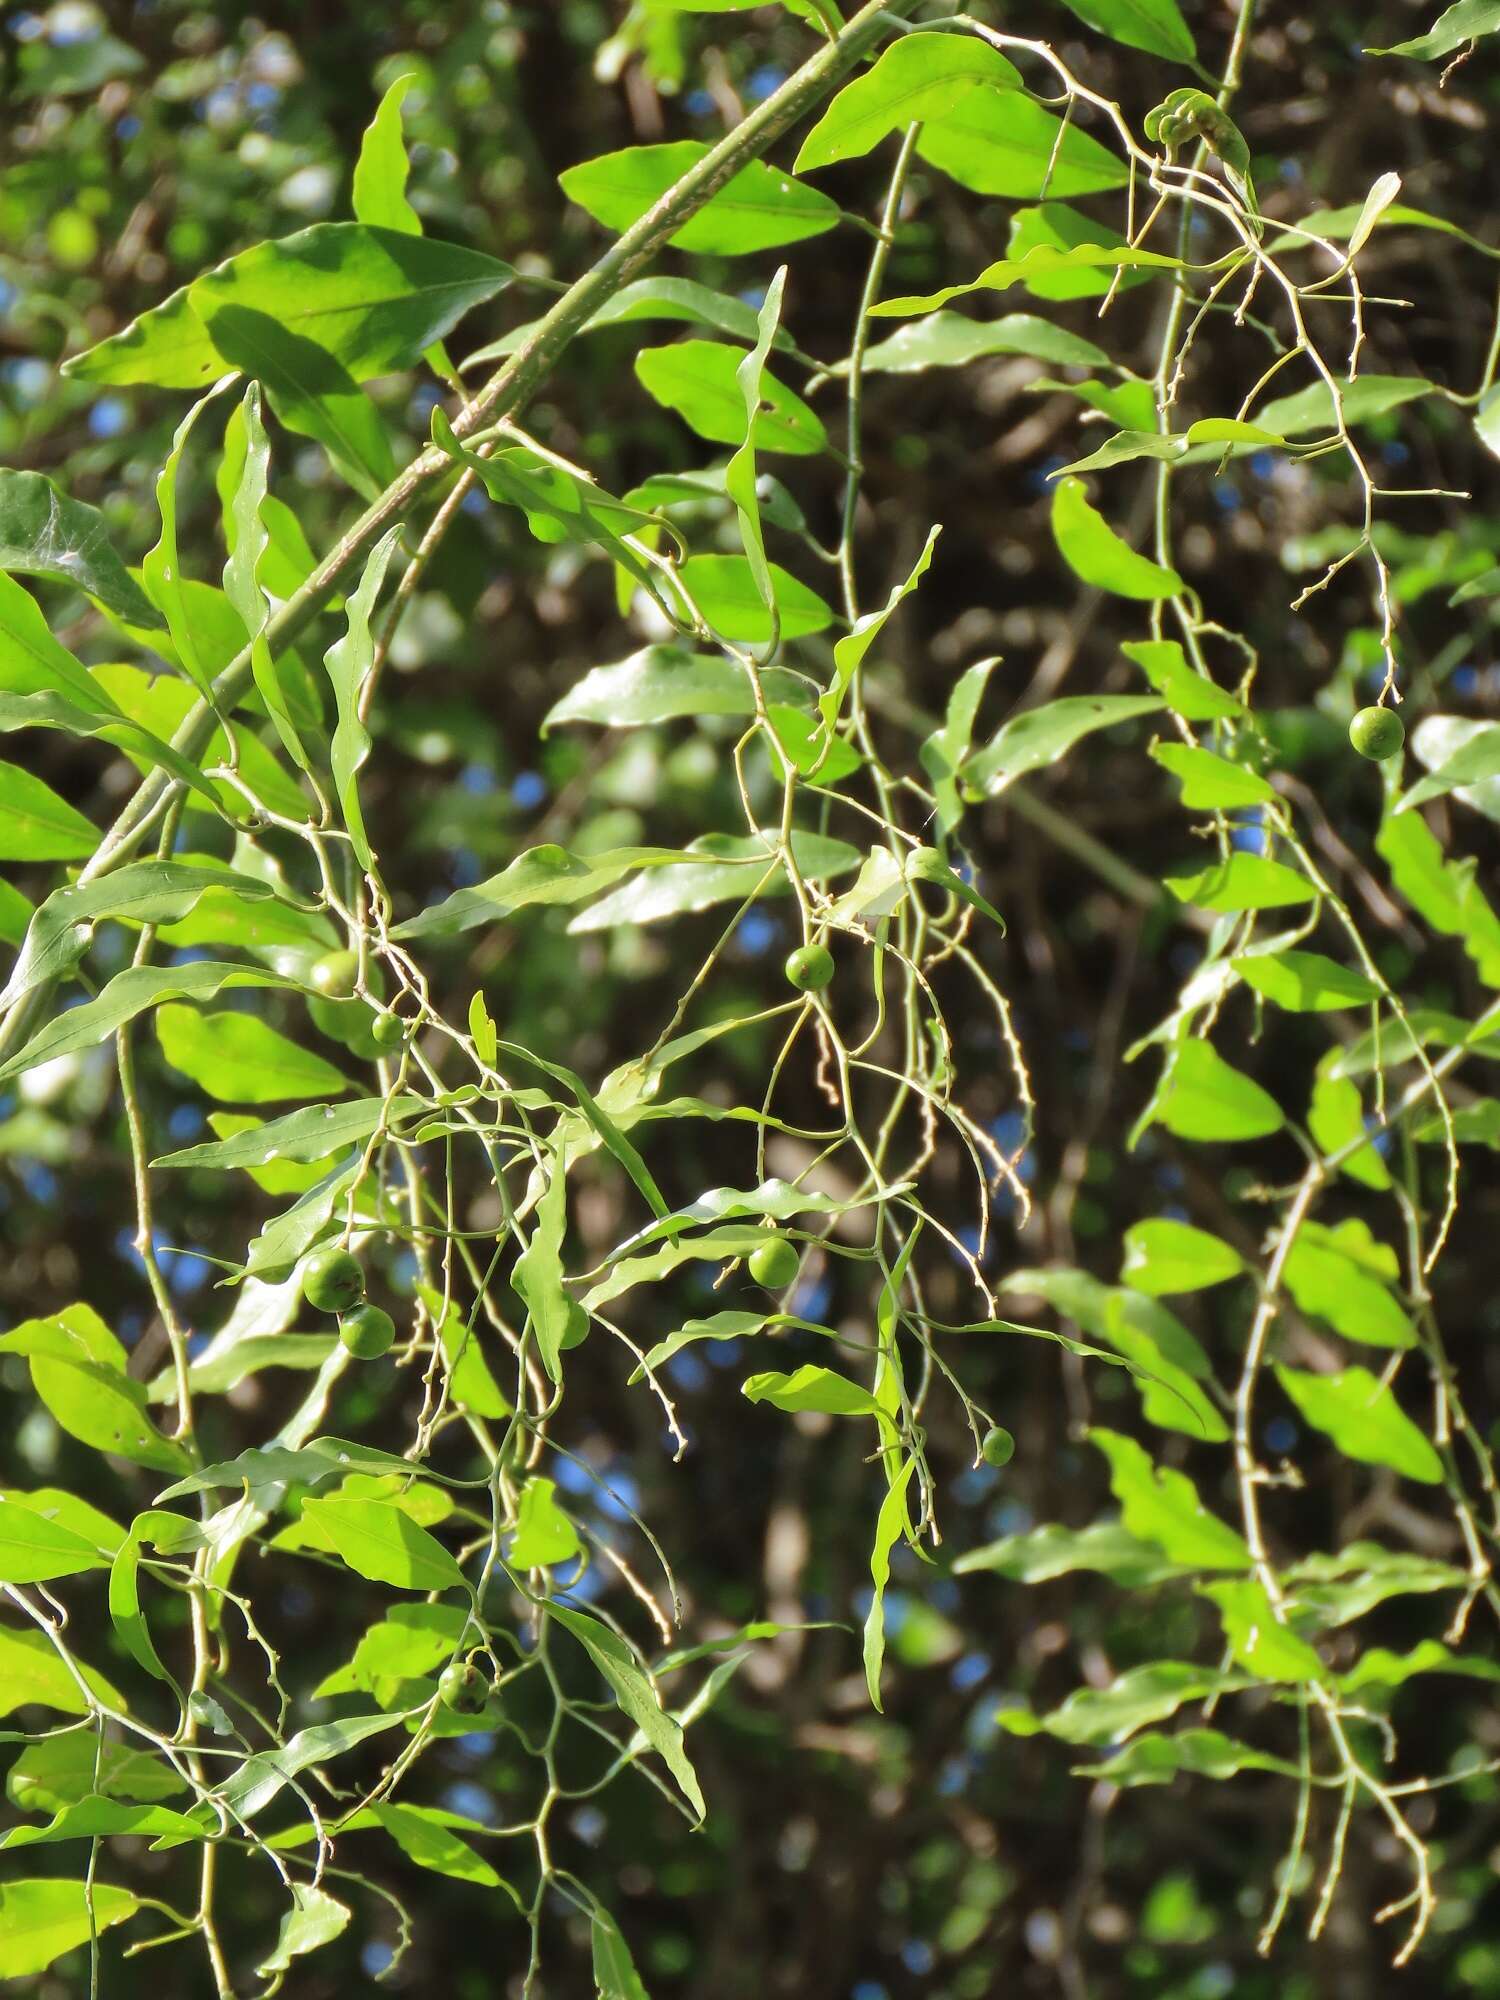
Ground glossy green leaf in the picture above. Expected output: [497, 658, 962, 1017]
[1342, 1640, 1500, 1692]
[154, 1095, 418, 1169]
[544, 647, 812, 734]
[1089, 1429, 1250, 1569]
[864, 1456, 918, 1710]
[1000, 1661, 1241, 1745]
[1378, 807, 1500, 986]
[511, 1155, 577, 1386]
[551, 1603, 705, 1818]
[817, 526, 939, 748]
[323, 525, 399, 869]
[394, 845, 700, 941]
[636, 339, 826, 456]
[1123, 639, 1244, 722]
[1152, 743, 1276, 810]
[213, 1713, 401, 1821]
[1201, 1579, 1327, 1682]
[0, 1494, 111, 1584]
[0, 469, 163, 628]
[874, 240, 1180, 318]
[1308, 1071, 1393, 1190]
[1154, 1038, 1284, 1142]
[298, 1496, 468, 1592]
[794, 32, 1020, 172]
[67, 223, 515, 388]
[370, 1803, 508, 1887]
[464, 277, 773, 366]
[0, 761, 95, 861]
[0, 1880, 140, 1977]
[921, 656, 997, 832]
[1284, 1223, 1413, 1349]
[1053, 478, 1182, 598]
[0, 1304, 190, 1474]
[742, 1364, 882, 1417]
[1165, 854, 1314, 912]
[559, 142, 839, 255]
[592, 1908, 652, 2000]
[570, 828, 859, 931]
[0, 960, 299, 1087]
[0, 1624, 121, 1718]
[257, 1886, 352, 1978]
[1275, 1365, 1442, 1482]
[676, 554, 832, 641]
[966, 694, 1162, 792]
[1397, 720, 1500, 814]
[1368, 1, 1500, 58]
[1256, 373, 1434, 438]
[1053, 0, 1196, 60]
[156, 1005, 350, 1104]
[1075, 1728, 1299, 1787]
[508, 1477, 583, 1568]
[1060, 419, 1286, 476]
[204, 305, 394, 498]
[2, 1798, 200, 1851]
[856, 310, 1109, 375]
[954, 1518, 1194, 1586]
[1234, 950, 1381, 1011]
[142, 387, 229, 699]
[916, 88, 1127, 200]
[1121, 1219, 1244, 1296]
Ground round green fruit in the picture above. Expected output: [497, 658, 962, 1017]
[308, 949, 360, 999]
[980, 1425, 1015, 1469]
[371, 1010, 407, 1049]
[784, 942, 834, 994]
[1349, 705, 1405, 761]
[437, 1660, 490, 1716]
[301, 1246, 365, 1315]
[748, 1236, 801, 1291]
[339, 1303, 396, 1359]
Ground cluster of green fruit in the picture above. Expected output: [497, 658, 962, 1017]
[308, 949, 408, 1049]
[301, 1246, 396, 1358]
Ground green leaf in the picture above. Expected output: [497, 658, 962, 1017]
[543, 647, 812, 733]
[1052, 477, 1182, 598]
[6, 1736, 181, 1813]
[464, 277, 774, 366]
[67, 223, 515, 388]
[1154, 1038, 1284, 1142]
[370, 1803, 507, 1888]
[299, 1496, 469, 1591]
[916, 88, 1127, 200]
[0, 469, 163, 628]
[1378, 807, 1500, 986]
[223, 381, 316, 776]
[559, 142, 839, 255]
[155, 1003, 354, 1106]
[1089, 1427, 1251, 1570]
[1123, 639, 1244, 722]
[569, 828, 860, 931]
[1152, 744, 1275, 810]
[142, 387, 230, 699]
[154, 1095, 419, 1170]
[1, 1488, 123, 1558]
[856, 310, 1109, 375]
[1285, 1543, 1470, 1627]
[0, 1880, 140, 1976]
[1000, 1660, 1241, 1745]
[1309, 1071, 1393, 1190]
[2, 1798, 201, 1850]
[1004, 201, 1160, 301]
[1053, 0, 1196, 61]
[213, 1713, 401, 1822]
[353, 75, 423, 236]
[1234, 949, 1380, 1011]
[322, 525, 399, 868]
[1275, 1364, 1441, 1482]
[1165, 854, 1314, 912]
[0, 571, 130, 710]
[864, 1456, 918, 1710]
[676, 554, 832, 641]
[0, 1624, 121, 1717]
[508, 1477, 583, 1568]
[313, 1603, 469, 1699]
[921, 656, 997, 831]
[636, 339, 826, 457]
[0, 959, 298, 1087]
[874, 240, 1179, 318]
[1369, 1, 1500, 58]
[966, 694, 1162, 792]
[1284, 1224, 1413, 1350]
[1121, 1219, 1244, 1296]
[0, 761, 95, 861]
[1397, 720, 1500, 814]
[1256, 374, 1434, 438]
[510, 1156, 577, 1386]
[794, 32, 1020, 172]
[1075, 1728, 1299, 1787]
[1200, 1578, 1327, 1682]
[1342, 1640, 1500, 1693]
[0, 1304, 190, 1474]
[203, 305, 394, 498]
[819, 526, 940, 744]
[1059, 419, 1286, 477]
[0, 1494, 111, 1584]
[257, 1886, 352, 1978]
[954, 1518, 1194, 1586]
[723, 269, 788, 625]
[742, 1364, 882, 1418]
[551, 1604, 705, 1818]
[592, 1907, 652, 2000]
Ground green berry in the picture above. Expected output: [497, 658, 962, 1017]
[1349, 705, 1405, 761]
[980, 1425, 1015, 1469]
[784, 942, 834, 994]
[301, 1246, 365, 1315]
[308, 949, 360, 999]
[748, 1236, 801, 1291]
[371, 1010, 407, 1049]
[339, 1303, 396, 1359]
[437, 1660, 490, 1715]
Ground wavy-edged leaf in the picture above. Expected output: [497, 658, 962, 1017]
[0, 469, 163, 628]
[795, 32, 1020, 172]
[1053, 476, 1182, 598]
[551, 1604, 705, 1819]
[559, 142, 838, 255]
[1089, 1427, 1251, 1570]
[1275, 1364, 1441, 1482]
[967, 693, 1162, 792]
